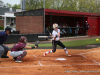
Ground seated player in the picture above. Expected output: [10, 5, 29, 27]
[10, 36, 39, 63]
[43, 23, 71, 57]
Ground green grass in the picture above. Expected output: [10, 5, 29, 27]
[29, 38, 100, 47]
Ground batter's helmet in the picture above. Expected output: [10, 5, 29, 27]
[19, 36, 27, 44]
[53, 23, 59, 29]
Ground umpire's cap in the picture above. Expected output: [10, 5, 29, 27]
[5, 27, 12, 34]
[5, 27, 11, 31]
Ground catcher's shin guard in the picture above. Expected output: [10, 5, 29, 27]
[16, 51, 27, 61]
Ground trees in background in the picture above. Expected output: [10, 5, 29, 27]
[0, 0, 20, 9]
[25, 0, 41, 10]
[0, 0, 100, 13]
[12, 4, 20, 9]
[25, 0, 100, 13]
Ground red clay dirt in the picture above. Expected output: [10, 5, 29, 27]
[0, 48, 100, 75]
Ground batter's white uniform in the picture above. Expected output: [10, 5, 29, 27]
[52, 29, 60, 41]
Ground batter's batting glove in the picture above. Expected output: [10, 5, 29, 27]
[55, 35, 58, 38]
[35, 41, 39, 47]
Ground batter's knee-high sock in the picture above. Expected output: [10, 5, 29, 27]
[17, 51, 27, 61]
[64, 48, 68, 54]
[45, 50, 53, 55]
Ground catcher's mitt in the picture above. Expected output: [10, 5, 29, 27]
[35, 40, 39, 47]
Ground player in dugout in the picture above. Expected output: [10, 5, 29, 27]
[43, 23, 71, 57]
[10, 36, 39, 63]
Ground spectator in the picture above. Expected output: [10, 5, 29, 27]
[65, 23, 69, 36]
[45, 26, 51, 40]
[58, 22, 63, 35]
[59, 22, 63, 27]
[75, 22, 80, 36]
[85, 21, 91, 35]
[69, 26, 72, 36]
[63, 23, 66, 27]
[62, 23, 66, 37]
[65, 23, 68, 27]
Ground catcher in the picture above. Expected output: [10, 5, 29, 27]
[10, 36, 39, 63]
[43, 23, 71, 57]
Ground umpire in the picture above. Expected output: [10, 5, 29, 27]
[45, 26, 51, 40]
[0, 27, 11, 62]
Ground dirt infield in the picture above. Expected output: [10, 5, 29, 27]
[0, 48, 100, 75]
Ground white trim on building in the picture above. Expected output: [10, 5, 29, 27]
[0, 12, 16, 32]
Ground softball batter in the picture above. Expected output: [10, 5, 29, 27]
[10, 36, 38, 63]
[43, 23, 71, 56]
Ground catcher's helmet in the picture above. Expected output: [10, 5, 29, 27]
[53, 23, 59, 29]
[19, 36, 27, 44]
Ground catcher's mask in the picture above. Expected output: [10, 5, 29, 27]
[19, 36, 27, 44]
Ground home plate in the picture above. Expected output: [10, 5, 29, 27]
[56, 58, 66, 60]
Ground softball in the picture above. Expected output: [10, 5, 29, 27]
[96, 39, 99, 42]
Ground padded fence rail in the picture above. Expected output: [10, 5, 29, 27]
[4, 33, 46, 44]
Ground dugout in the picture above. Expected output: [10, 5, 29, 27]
[14, 8, 100, 36]
[45, 9, 100, 36]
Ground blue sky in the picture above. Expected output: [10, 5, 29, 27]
[2, 0, 20, 5]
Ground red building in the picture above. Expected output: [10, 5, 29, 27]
[15, 8, 100, 36]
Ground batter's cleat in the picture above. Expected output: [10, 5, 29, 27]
[0, 61, 1, 63]
[43, 52, 46, 56]
[67, 54, 71, 56]
[15, 60, 22, 63]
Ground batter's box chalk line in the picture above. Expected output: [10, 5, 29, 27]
[33, 55, 37, 58]
[92, 60, 100, 65]
[0, 64, 99, 68]
[38, 61, 42, 66]
[78, 50, 100, 55]
[75, 54, 87, 58]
